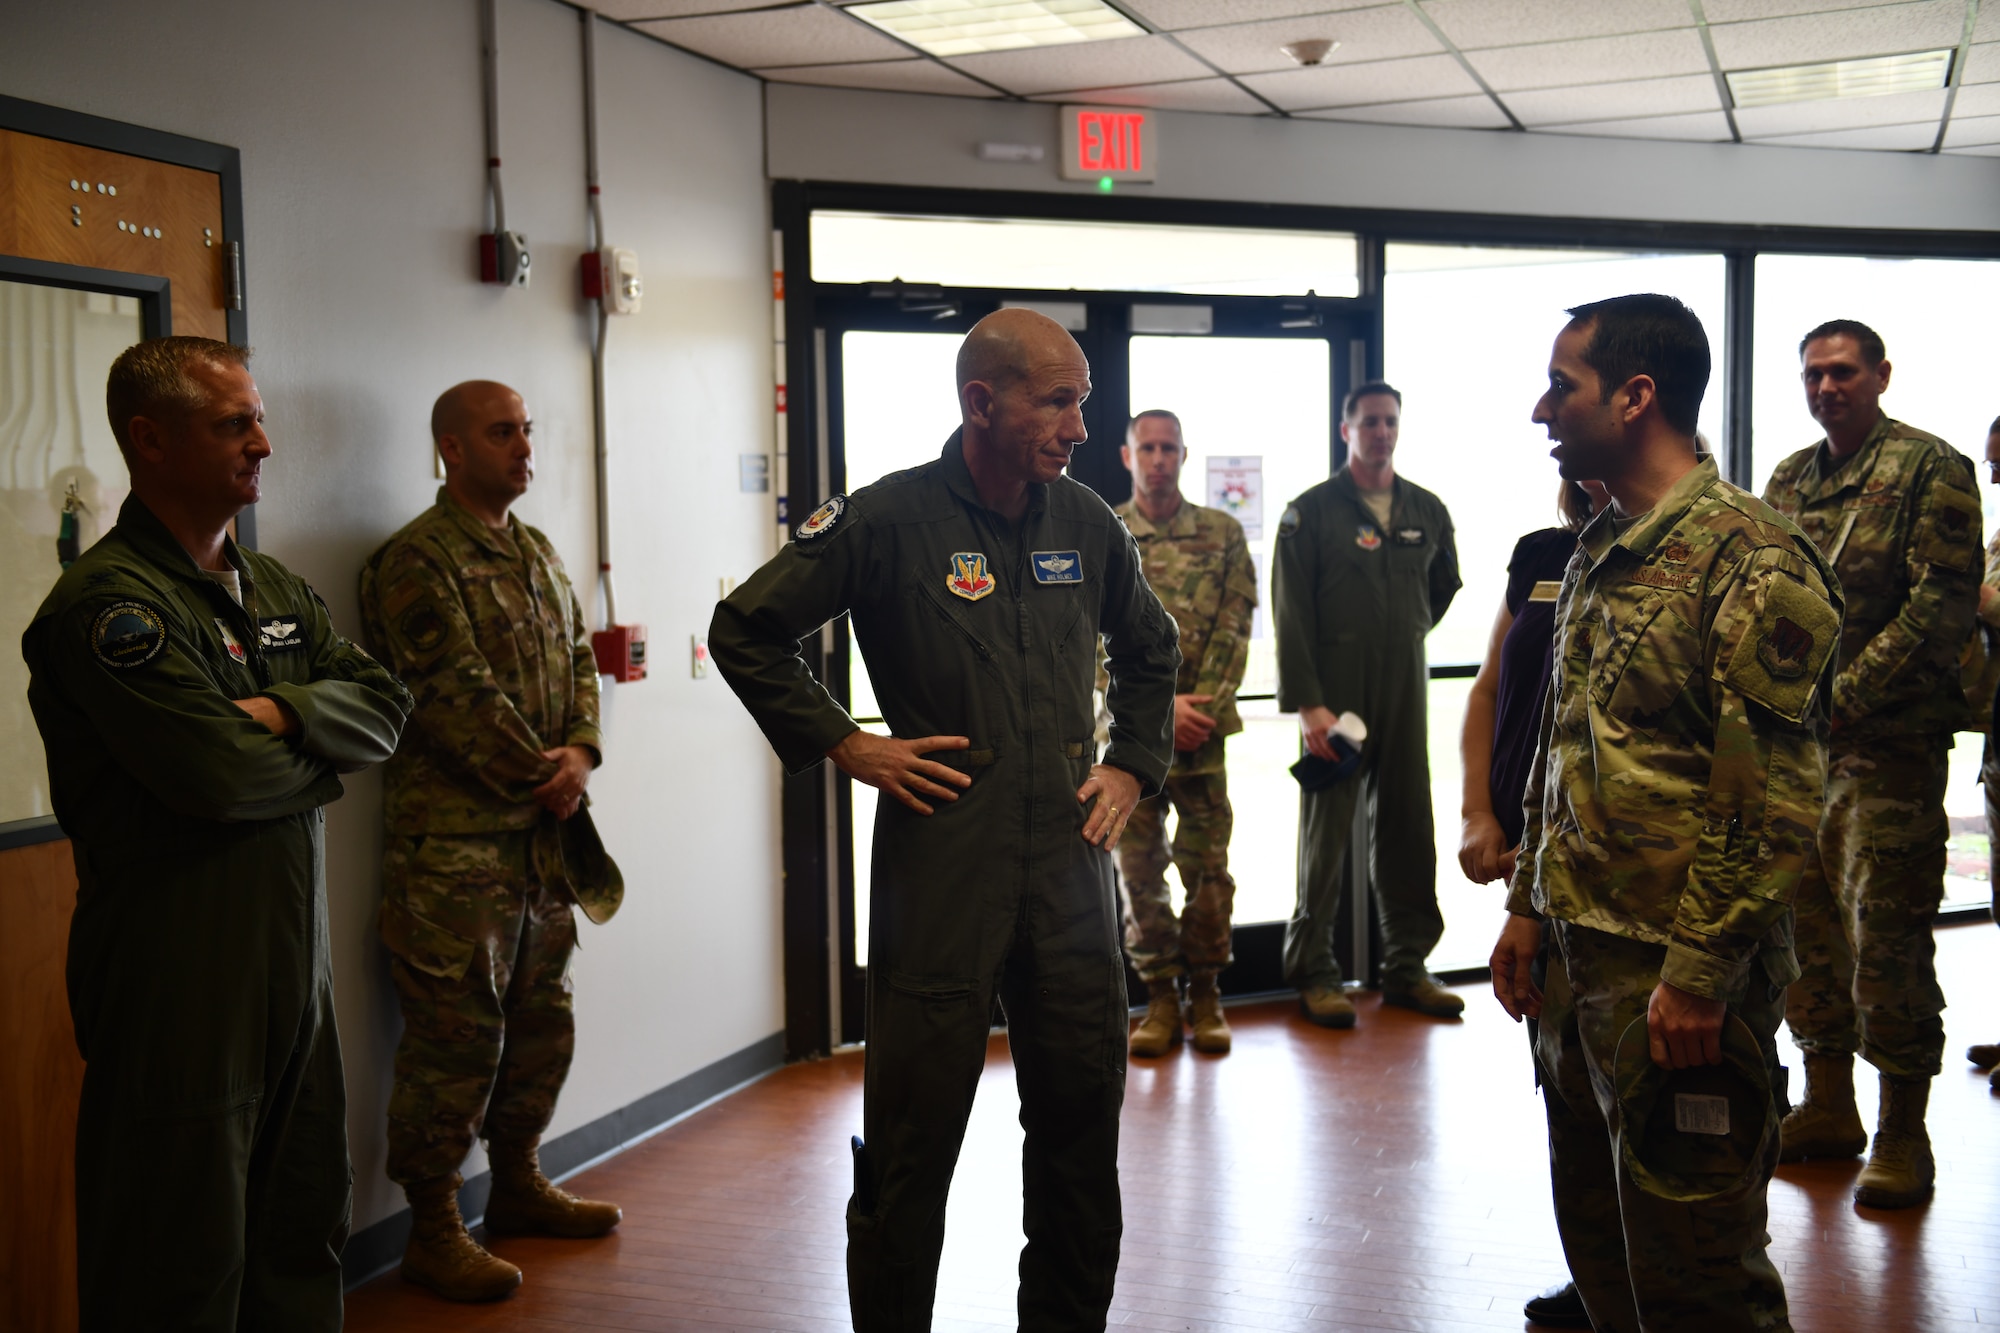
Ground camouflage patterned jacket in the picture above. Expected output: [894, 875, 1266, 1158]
[359, 489, 602, 835]
[1103, 497, 1256, 773]
[1761, 417, 1981, 739]
[1506, 458, 1843, 1001]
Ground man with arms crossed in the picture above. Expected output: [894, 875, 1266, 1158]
[1115, 409, 1257, 1058]
[1275, 382, 1461, 1026]
[1493, 295, 1839, 1332]
[24, 337, 412, 1330]
[1761, 321, 1981, 1207]
[360, 380, 624, 1302]
[711, 308, 1178, 1330]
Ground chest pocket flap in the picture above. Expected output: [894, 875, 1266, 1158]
[1594, 593, 1700, 731]
[1722, 564, 1840, 724]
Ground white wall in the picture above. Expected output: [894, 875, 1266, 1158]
[0, 0, 782, 1232]
[766, 83, 2000, 232]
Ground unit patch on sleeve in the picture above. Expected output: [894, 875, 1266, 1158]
[947, 552, 996, 601]
[1278, 505, 1301, 538]
[794, 495, 847, 542]
[258, 615, 308, 653]
[90, 601, 168, 669]
[1031, 550, 1083, 585]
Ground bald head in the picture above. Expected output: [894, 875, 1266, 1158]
[431, 380, 522, 445]
[433, 379, 535, 524]
[955, 309, 1092, 511]
[956, 308, 1083, 399]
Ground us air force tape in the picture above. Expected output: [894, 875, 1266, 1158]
[91, 601, 169, 669]
[795, 495, 847, 542]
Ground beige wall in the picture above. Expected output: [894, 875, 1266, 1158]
[0, 0, 783, 1233]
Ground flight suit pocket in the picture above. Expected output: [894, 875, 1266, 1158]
[379, 894, 476, 981]
[884, 971, 977, 1003]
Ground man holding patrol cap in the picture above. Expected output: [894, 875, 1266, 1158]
[1274, 381, 1461, 1027]
[23, 336, 413, 1330]
[1492, 294, 1840, 1332]
[1760, 321, 1981, 1207]
[710, 308, 1179, 1329]
[1111, 409, 1256, 1058]
[359, 380, 624, 1303]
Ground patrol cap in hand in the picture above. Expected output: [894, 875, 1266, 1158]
[1613, 1013, 1775, 1203]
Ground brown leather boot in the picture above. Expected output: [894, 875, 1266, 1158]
[1129, 977, 1183, 1058]
[1186, 973, 1231, 1055]
[401, 1174, 522, 1302]
[1854, 1076, 1935, 1209]
[1778, 1053, 1868, 1162]
[1299, 983, 1356, 1029]
[485, 1138, 623, 1238]
[1968, 1041, 2000, 1070]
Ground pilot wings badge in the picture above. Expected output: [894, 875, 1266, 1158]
[947, 552, 996, 602]
[1031, 550, 1082, 585]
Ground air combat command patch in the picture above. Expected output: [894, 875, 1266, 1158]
[948, 551, 995, 601]
[91, 601, 168, 669]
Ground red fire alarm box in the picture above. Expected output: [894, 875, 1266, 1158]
[592, 624, 648, 682]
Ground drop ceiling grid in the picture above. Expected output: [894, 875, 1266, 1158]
[1169, 7, 1451, 75]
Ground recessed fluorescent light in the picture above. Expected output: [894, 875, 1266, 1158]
[1726, 49, 1954, 108]
[844, 0, 1144, 59]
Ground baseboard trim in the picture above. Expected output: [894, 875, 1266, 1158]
[340, 1030, 786, 1290]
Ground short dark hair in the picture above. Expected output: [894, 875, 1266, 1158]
[105, 337, 253, 461]
[1127, 408, 1184, 445]
[1343, 381, 1401, 420]
[1563, 294, 1709, 436]
[1800, 319, 1885, 366]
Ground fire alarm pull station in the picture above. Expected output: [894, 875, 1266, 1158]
[479, 230, 532, 287]
[593, 624, 648, 682]
[580, 246, 642, 314]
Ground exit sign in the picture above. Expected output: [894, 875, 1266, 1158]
[1060, 106, 1157, 183]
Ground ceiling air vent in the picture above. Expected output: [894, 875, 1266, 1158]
[1726, 49, 1954, 108]
[844, 0, 1144, 58]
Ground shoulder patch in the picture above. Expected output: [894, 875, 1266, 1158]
[1723, 567, 1839, 724]
[795, 495, 847, 542]
[1277, 505, 1301, 539]
[91, 600, 169, 669]
[398, 600, 449, 655]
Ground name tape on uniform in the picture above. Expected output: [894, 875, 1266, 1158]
[259, 616, 307, 652]
[1031, 550, 1082, 584]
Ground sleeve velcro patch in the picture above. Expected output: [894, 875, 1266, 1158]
[1723, 565, 1840, 724]
[1914, 483, 1982, 574]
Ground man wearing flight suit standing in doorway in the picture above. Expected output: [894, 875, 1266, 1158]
[1760, 321, 1981, 1208]
[360, 381, 625, 1303]
[24, 337, 413, 1331]
[710, 308, 1179, 1330]
[1113, 409, 1257, 1059]
[1275, 381, 1462, 1027]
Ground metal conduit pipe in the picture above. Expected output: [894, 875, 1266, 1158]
[580, 8, 618, 629]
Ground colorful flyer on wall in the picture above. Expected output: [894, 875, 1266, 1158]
[1206, 455, 1263, 539]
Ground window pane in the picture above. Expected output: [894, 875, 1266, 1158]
[812, 211, 1360, 298]
[1748, 254, 2000, 917]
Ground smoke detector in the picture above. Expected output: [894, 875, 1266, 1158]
[1282, 38, 1338, 66]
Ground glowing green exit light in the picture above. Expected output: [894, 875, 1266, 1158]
[1097, 176, 1114, 193]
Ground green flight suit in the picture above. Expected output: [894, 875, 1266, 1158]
[1762, 418, 1982, 1079]
[22, 494, 412, 1333]
[1273, 468, 1460, 990]
[710, 432, 1179, 1332]
[1508, 458, 1842, 1333]
[358, 489, 618, 1188]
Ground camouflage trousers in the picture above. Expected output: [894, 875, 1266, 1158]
[379, 830, 578, 1186]
[1786, 734, 1949, 1079]
[1538, 921, 1791, 1333]
[1116, 768, 1236, 981]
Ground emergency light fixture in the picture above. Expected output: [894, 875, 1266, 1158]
[1726, 49, 1954, 108]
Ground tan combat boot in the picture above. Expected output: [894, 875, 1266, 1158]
[1128, 978, 1183, 1059]
[1382, 974, 1466, 1018]
[1854, 1076, 1935, 1209]
[401, 1174, 523, 1302]
[1778, 1053, 1868, 1162]
[485, 1138, 624, 1238]
[1299, 983, 1356, 1029]
[1186, 973, 1231, 1055]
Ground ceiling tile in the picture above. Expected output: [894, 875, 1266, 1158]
[1504, 72, 1721, 125]
[633, 5, 911, 68]
[1702, 0, 1932, 18]
[1952, 81, 2000, 115]
[1465, 27, 1711, 91]
[1734, 86, 1946, 134]
[1749, 121, 1943, 148]
[1239, 51, 1482, 107]
[756, 58, 1001, 96]
[1028, 77, 1273, 112]
[1535, 109, 1737, 139]
[1968, 43, 2000, 82]
[1173, 7, 1443, 75]
[945, 34, 1212, 94]
[589, 0, 775, 18]
[1420, 0, 1692, 51]
[1944, 140, 2000, 154]
[1118, 0, 1390, 30]
[1943, 112, 2000, 144]
[1297, 93, 1512, 126]
[1976, 2, 1998, 41]
[1708, 1, 1967, 70]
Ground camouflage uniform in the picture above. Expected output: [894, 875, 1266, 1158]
[1979, 528, 2000, 915]
[359, 488, 619, 1188]
[1109, 498, 1256, 982]
[1508, 457, 1842, 1333]
[1762, 418, 1981, 1080]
